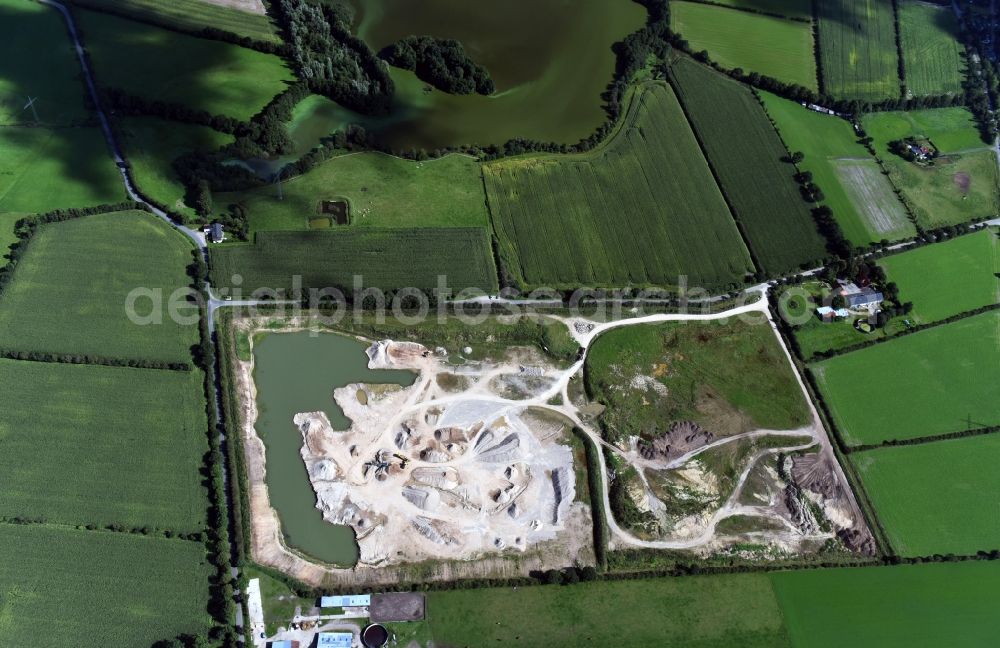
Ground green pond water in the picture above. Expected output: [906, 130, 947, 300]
[252, 331, 416, 565]
[283, 0, 647, 152]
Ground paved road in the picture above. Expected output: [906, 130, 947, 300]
[41, 0, 245, 639]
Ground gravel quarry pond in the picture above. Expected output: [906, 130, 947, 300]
[252, 331, 416, 565]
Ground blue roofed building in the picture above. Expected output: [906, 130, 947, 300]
[321, 594, 371, 608]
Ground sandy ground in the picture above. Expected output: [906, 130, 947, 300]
[198, 0, 266, 15]
[297, 340, 580, 567]
[232, 293, 875, 586]
[233, 318, 595, 587]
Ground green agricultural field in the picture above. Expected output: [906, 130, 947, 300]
[0, 0, 90, 126]
[709, 0, 813, 19]
[209, 226, 498, 292]
[771, 561, 1000, 647]
[0, 211, 200, 362]
[671, 2, 817, 90]
[0, 2, 125, 213]
[761, 92, 915, 244]
[853, 434, 1000, 555]
[812, 311, 1000, 444]
[71, 0, 282, 43]
[832, 159, 912, 239]
[863, 107, 984, 153]
[586, 319, 810, 442]
[669, 59, 828, 272]
[121, 117, 232, 221]
[0, 360, 208, 530]
[224, 153, 488, 234]
[863, 109, 999, 227]
[886, 149, 998, 228]
[427, 574, 791, 647]
[0, 524, 212, 646]
[817, 0, 901, 100]
[899, 0, 965, 96]
[484, 82, 754, 290]
[0, 126, 123, 214]
[77, 9, 293, 121]
[879, 229, 999, 323]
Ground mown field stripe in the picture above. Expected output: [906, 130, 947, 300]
[483, 81, 754, 291]
[669, 57, 827, 273]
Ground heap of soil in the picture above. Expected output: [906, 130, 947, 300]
[791, 455, 838, 500]
[639, 421, 713, 462]
[838, 528, 877, 556]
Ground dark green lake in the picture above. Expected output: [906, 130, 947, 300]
[289, 0, 647, 151]
[252, 331, 416, 566]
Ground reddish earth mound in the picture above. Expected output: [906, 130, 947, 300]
[953, 171, 971, 194]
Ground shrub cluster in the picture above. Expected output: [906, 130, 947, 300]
[380, 36, 494, 95]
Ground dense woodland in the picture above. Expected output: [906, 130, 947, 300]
[380, 36, 494, 95]
[271, 0, 393, 114]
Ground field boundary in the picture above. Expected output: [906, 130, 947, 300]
[892, 0, 907, 97]
[847, 423, 1000, 453]
[0, 348, 192, 371]
[0, 516, 206, 541]
[811, 0, 826, 95]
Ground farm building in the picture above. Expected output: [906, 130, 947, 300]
[317, 632, 353, 647]
[321, 594, 371, 608]
[817, 306, 850, 321]
[203, 222, 225, 243]
[847, 288, 884, 309]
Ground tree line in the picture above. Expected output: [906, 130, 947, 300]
[101, 88, 244, 134]
[189, 250, 242, 648]
[380, 35, 494, 95]
[0, 349, 190, 371]
[847, 424, 1000, 454]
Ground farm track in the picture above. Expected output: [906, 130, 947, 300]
[552, 293, 868, 550]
